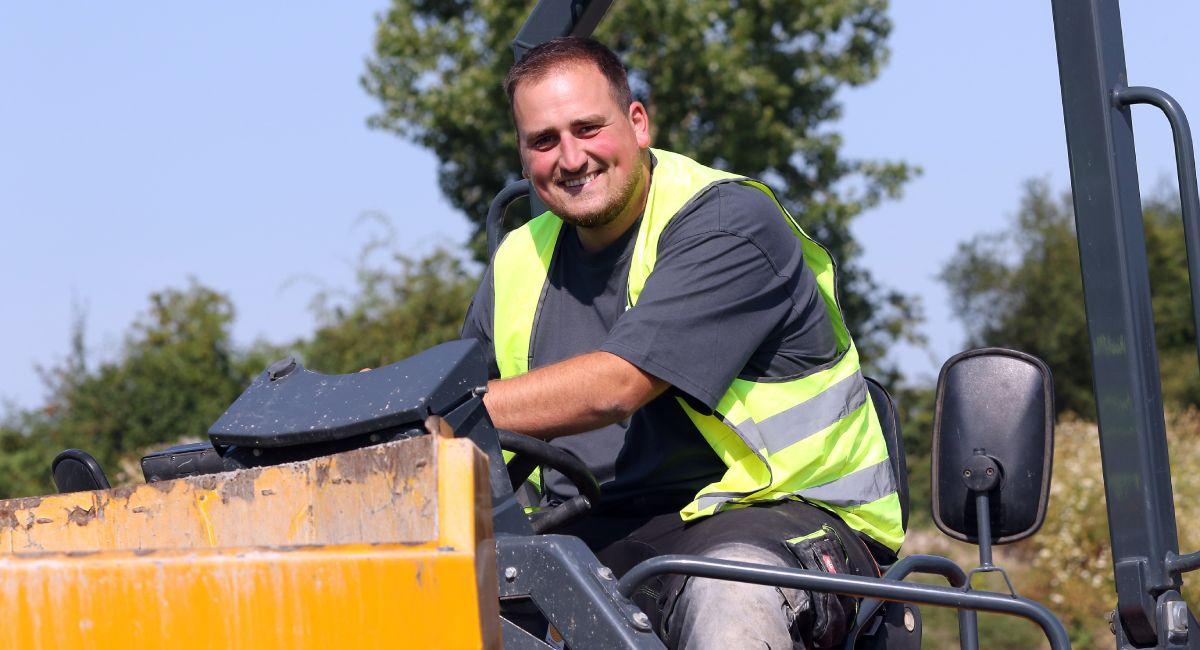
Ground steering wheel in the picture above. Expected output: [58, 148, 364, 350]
[497, 430, 601, 534]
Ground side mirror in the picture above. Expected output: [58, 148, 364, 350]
[931, 348, 1054, 545]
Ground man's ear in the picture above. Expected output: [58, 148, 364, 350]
[628, 101, 651, 149]
[516, 146, 530, 179]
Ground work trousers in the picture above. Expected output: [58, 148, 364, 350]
[557, 500, 882, 650]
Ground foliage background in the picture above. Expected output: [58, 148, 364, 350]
[362, 0, 923, 371]
[2, 3, 1199, 647]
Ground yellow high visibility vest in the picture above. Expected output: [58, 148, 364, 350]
[491, 148, 904, 551]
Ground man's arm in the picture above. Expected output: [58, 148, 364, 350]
[483, 350, 668, 439]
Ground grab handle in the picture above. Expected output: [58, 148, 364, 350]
[1114, 86, 1200, 373]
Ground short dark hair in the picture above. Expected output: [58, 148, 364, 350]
[504, 37, 633, 110]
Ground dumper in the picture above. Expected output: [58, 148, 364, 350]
[6, 0, 1200, 648]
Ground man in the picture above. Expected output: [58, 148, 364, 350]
[461, 37, 903, 649]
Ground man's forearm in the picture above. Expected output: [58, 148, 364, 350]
[483, 351, 667, 439]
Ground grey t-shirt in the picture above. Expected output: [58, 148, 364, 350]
[461, 181, 838, 514]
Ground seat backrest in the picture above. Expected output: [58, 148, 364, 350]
[865, 378, 909, 533]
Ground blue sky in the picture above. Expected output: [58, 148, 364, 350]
[2, 2, 1197, 409]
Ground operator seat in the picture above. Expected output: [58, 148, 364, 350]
[858, 378, 921, 649]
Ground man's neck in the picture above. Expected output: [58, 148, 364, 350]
[577, 153, 653, 252]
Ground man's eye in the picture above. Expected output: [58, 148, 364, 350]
[578, 124, 600, 136]
[531, 136, 556, 150]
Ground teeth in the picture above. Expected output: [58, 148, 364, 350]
[563, 172, 598, 188]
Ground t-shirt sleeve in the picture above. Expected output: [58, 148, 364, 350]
[599, 184, 818, 412]
[460, 263, 501, 380]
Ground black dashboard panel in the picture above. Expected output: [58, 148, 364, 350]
[207, 339, 487, 448]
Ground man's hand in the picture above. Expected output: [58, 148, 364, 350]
[483, 351, 668, 440]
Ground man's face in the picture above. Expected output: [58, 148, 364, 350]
[512, 63, 651, 228]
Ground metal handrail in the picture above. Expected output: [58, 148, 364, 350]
[847, 554, 979, 650]
[617, 554, 1070, 649]
[1114, 85, 1200, 583]
[1166, 549, 1200, 575]
[1115, 86, 1200, 394]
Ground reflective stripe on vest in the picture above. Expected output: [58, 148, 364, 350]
[491, 148, 904, 551]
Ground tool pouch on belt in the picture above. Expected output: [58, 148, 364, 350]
[785, 524, 858, 649]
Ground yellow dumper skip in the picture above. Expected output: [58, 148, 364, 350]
[0, 433, 499, 649]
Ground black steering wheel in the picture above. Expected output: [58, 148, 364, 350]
[497, 430, 601, 534]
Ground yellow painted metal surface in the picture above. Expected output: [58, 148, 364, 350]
[1, 435, 442, 553]
[1, 544, 487, 649]
[0, 432, 499, 649]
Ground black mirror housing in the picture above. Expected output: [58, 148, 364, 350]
[931, 348, 1055, 545]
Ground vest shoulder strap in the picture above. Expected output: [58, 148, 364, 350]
[627, 149, 744, 306]
[492, 212, 563, 378]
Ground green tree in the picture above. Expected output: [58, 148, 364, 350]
[362, 0, 920, 369]
[302, 242, 478, 374]
[0, 282, 281, 498]
[940, 180, 1198, 417]
[0, 410, 60, 500]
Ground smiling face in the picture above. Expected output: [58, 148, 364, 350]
[512, 62, 651, 238]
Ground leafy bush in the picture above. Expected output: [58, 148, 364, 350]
[0, 284, 281, 498]
[904, 412, 1200, 648]
[302, 244, 477, 374]
[1021, 413, 1200, 646]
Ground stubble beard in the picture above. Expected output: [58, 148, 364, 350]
[554, 161, 645, 230]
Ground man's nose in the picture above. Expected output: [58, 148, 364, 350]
[558, 136, 588, 174]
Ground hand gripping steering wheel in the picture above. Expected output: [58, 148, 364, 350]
[496, 430, 601, 534]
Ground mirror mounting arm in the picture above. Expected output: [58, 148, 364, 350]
[962, 453, 1003, 568]
[965, 489, 1022, 600]
[974, 491, 996, 569]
